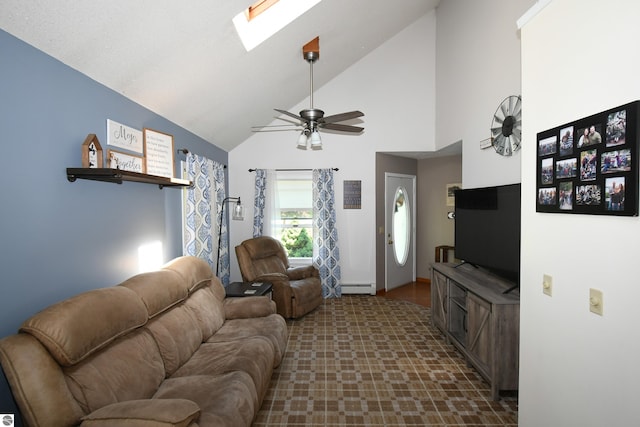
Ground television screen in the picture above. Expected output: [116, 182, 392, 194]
[454, 183, 521, 284]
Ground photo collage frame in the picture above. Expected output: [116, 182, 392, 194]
[536, 101, 638, 216]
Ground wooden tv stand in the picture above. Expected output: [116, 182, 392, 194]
[430, 262, 519, 400]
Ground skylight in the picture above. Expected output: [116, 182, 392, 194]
[233, 0, 322, 52]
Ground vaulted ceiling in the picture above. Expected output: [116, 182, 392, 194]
[0, 0, 440, 152]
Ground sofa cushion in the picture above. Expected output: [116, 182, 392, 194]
[81, 399, 200, 427]
[120, 270, 188, 318]
[146, 304, 204, 376]
[65, 329, 166, 414]
[162, 256, 215, 294]
[20, 286, 147, 366]
[171, 337, 275, 406]
[184, 286, 225, 340]
[0, 333, 86, 427]
[208, 314, 287, 368]
[155, 372, 256, 427]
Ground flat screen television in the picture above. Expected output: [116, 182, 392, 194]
[454, 183, 521, 285]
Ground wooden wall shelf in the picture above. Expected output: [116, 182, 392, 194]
[66, 168, 192, 189]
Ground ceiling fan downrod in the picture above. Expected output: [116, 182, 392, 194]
[301, 51, 323, 132]
[306, 51, 318, 110]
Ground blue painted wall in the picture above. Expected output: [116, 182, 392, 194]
[0, 29, 228, 419]
[0, 28, 227, 335]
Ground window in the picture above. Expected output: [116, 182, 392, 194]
[233, 0, 322, 51]
[246, 0, 280, 21]
[273, 170, 313, 259]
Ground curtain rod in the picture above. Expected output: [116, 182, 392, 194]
[178, 148, 227, 168]
[248, 168, 338, 172]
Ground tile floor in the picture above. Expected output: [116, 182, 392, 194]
[254, 288, 518, 426]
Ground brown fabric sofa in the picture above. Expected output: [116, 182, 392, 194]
[0, 256, 287, 427]
[235, 236, 323, 319]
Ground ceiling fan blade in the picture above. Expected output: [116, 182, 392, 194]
[252, 124, 299, 129]
[275, 108, 304, 121]
[320, 122, 364, 133]
[251, 124, 301, 132]
[252, 128, 302, 133]
[321, 110, 364, 124]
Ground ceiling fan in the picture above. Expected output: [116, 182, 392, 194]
[253, 37, 365, 150]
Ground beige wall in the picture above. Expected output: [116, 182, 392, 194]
[519, 0, 640, 425]
[417, 155, 462, 279]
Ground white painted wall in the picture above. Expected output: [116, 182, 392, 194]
[519, 1, 640, 426]
[436, 0, 533, 188]
[229, 11, 436, 284]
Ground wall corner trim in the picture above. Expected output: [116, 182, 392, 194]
[517, 0, 553, 29]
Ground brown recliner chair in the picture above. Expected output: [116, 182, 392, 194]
[235, 236, 323, 318]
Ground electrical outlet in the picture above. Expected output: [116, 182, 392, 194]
[542, 274, 553, 296]
[589, 288, 603, 316]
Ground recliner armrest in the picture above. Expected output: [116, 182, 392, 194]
[80, 398, 200, 427]
[255, 272, 289, 282]
[223, 296, 277, 319]
[286, 265, 319, 280]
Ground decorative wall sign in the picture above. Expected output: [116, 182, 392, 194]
[143, 128, 174, 178]
[107, 149, 145, 173]
[536, 101, 638, 216]
[81, 134, 103, 168]
[343, 180, 361, 209]
[447, 183, 462, 206]
[106, 119, 143, 154]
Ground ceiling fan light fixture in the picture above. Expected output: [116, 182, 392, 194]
[297, 131, 309, 149]
[310, 130, 322, 149]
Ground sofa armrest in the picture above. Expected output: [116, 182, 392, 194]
[286, 265, 319, 280]
[81, 399, 200, 427]
[223, 296, 277, 319]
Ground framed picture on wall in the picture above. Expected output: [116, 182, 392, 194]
[143, 128, 174, 178]
[535, 101, 638, 216]
[446, 183, 462, 206]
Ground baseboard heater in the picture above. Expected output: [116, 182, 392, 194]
[341, 283, 375, 295]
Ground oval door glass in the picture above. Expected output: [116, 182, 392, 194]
[392, 187, 410, 265]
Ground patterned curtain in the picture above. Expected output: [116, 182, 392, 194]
[183, 154, 227, 280]
[252, 169, 279, 238]
[313, 169, 341, 298]
[252, 169, 267, 237]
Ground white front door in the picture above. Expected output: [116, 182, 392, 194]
[385, 173, 416, 291]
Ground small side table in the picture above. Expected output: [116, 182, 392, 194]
[225, 281, 273, 298]
[435, 245, 455, 263]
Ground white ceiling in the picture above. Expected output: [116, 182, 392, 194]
[0, 0, 440, 152]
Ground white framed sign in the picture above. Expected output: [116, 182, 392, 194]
[107, 149, 145, 173]
[106, 119, 143, 154]
[143, 128, 174, 178]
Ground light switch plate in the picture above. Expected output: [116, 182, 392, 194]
[542, 274, 552, 296]
[589, 288, 603, 316]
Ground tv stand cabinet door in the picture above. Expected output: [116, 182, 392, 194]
[466, 293, 492, 382]
[431, 270, 448, 333]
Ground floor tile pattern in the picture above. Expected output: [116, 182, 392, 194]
[254, 295, 517, 426]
